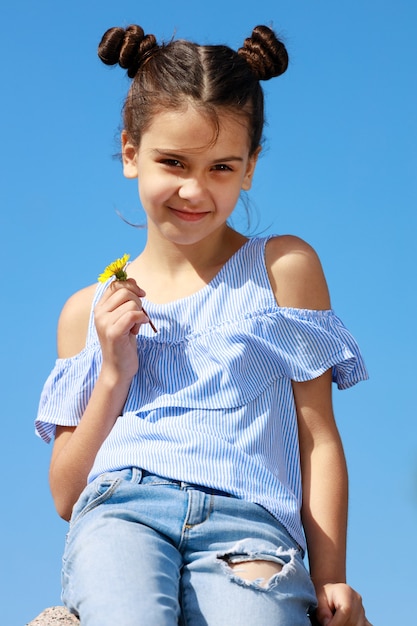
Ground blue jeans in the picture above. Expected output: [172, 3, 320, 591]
[62, 468, 317, 625]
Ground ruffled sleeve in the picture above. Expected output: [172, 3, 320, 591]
[35, 306, 368, 442]
[35, 344, 102, 443]
[263, 307, 368, 389]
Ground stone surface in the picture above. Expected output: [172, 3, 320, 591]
[26, 606, 79, 625]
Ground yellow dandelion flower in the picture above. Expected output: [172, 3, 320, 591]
[97, 253, 157, 333]
[98, 253, 130, 283]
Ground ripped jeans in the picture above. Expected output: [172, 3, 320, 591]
[62, 468, 317, 625]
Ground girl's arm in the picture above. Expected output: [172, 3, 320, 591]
[294, 371, 362, 625]
[49, 279, 148, 521]
[266, 236, 371, 626]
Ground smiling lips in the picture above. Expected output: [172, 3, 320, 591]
[170, 207, 210, 222]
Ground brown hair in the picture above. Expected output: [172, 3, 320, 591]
[98, 25, 288, 156]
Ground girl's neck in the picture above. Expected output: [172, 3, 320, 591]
[127, 226, 248, 303]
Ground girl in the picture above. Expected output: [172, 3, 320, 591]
[36, 24, 372, 626]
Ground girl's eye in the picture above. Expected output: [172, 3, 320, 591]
[161, 159, 183, 168]
[212, 164, 233, 172]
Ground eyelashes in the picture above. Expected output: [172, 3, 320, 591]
[212, 163, 233, 172]
[159, 159, 182, 168]
[159, 159, 233, 172]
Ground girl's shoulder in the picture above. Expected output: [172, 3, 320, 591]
[57, 283, 97, 358]
[265, 235, 331, 310]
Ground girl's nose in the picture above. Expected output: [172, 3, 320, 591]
[177, 176, 207, 203]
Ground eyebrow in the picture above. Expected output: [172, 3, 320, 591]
[152, 149, 244, 163]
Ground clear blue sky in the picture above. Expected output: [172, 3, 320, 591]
[1, 1, 416, 624]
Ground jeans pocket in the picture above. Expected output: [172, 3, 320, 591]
[69, 472, 123, 527]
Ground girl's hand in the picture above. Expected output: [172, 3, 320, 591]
[313, 583, 372, 626]
[94, 278, 149, 381]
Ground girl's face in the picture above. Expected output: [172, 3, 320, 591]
[122, 105, 259, 247]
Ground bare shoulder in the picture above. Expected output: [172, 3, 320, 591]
[265, 235, 331, 309]
[57, 283, 97, 358]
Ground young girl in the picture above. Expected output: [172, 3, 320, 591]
[36, 24, 372, 626]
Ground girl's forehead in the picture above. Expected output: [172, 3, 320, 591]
[142, 106, 251, 153]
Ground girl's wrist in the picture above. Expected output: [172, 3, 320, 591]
[98, 363, 135, 390]
[309, 555, 346, 588]
[310, 571, 347, 588]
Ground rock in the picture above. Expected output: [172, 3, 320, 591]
[26, 606, 79, 625]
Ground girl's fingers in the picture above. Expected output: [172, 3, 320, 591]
[96, 280, 144, 314]
[96, 280, 157, 334]
[98, 301, 146, 337]
[316, 583, 370, 626]
[101, 278, 145, 303]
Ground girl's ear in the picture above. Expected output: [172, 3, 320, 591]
[241, 146, 261, 191]
[121, 130, 139, 179]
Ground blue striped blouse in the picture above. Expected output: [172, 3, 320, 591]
[36, 236, 368, 549]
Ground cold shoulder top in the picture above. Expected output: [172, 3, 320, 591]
[36, 236, 368, 549]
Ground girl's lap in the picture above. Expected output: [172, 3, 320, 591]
[62, 469, 317, 626]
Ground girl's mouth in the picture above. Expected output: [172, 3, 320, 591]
[170, 208, 209, 222]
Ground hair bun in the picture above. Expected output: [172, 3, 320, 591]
[98, 25, 158, 78]
[238, 25, 288, 80]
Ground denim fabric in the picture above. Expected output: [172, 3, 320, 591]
[62, 468, 317, 625]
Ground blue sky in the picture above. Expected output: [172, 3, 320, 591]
[0, 1, 416, 624]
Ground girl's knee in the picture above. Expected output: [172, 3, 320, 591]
[218, 538, 298, 591]
[226, 559, 284, 588]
